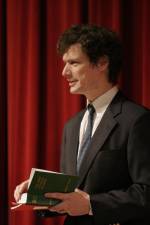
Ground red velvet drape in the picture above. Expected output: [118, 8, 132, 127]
[0, 1, 150, 225]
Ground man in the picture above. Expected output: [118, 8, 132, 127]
[14, 25, 150, 225]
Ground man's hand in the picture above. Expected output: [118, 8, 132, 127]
[44, 188, 91, 216]
[14, 179, 29, 202]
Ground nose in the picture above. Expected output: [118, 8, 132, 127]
[62, 63, 71, 77]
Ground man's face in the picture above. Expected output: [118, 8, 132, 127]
[62, 43, 106, 99]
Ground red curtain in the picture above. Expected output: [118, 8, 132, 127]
[0, 0, 8, 225]
[0, 1, 150, 225]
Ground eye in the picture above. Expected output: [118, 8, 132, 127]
[69, 60, 79, 66]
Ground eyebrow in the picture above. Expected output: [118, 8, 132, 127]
[63, 57, 80, 63]
[68, 59, 80, 63]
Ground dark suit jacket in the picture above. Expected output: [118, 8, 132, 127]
[60, 91, 150, 225]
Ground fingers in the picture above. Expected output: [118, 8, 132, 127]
[49, 201, 68, 214]
[45, 190, 91, 216]
[33, 204, 67, 214]
[14, 185, 22, 202]
[14, 180, 29, 202]
[44, 192, 69, 214]
[45, 192, 68, 200]
[44, 193, 70, 214]
[33, 206, 49, 210]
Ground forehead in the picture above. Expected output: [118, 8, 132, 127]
[62, 43, 89, 62]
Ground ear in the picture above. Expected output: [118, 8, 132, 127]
[97, 56, 109, 71]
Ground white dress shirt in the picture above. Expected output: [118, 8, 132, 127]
[78, 86, 119, 160]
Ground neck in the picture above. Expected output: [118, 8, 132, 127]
[86, 83, 115, 102]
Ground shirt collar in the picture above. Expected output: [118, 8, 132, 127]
[87, 86, 119, 113]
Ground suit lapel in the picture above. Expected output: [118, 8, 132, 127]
[77, 91, 125, 186]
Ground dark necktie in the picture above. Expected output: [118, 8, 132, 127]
[77, 104, 95, 173]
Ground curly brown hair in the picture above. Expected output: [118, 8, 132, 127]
[57, 24, 122, 84]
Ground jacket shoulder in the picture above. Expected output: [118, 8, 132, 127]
[112, 91, 150, 123]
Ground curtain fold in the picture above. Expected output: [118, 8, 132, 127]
[0, 0, 8, 224]
[121, 0, 150, 106]
[88, 0, 122, 31]
[0, 1, 150, 225]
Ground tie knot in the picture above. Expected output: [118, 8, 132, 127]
[87, 104, 95, 115]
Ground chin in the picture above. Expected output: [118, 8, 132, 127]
[70, 88, 82, 95]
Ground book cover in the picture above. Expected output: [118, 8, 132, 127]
[11, 168, 79, 210]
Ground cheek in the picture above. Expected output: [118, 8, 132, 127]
[73, 67, 92, 86]
[73, 68, 85, 80]
[86, 69, 100, 85]
[78, 74, 87, 87]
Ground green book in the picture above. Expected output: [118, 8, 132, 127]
[17, 168, 79, 206]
